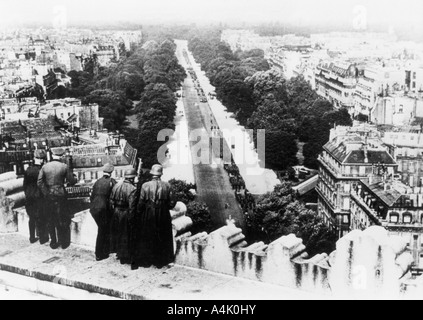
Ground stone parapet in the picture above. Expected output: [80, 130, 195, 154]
[0, 170, 419, 298]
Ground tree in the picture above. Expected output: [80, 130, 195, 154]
[82, 89, 132, 131]
[245, 69, 288, 106]
[324, 107, 353, 128]
[186, 202, 214, 235]
[169, 179, 196, 204]
[247, 182, 336, 255]
[136, 108, 174, 168]
[136, 83, 177, 118]
[296, 212, 337, 256]
[168, 179, 213, 235]
[355, 113, 369, 122]
[248, 100, 298, 170]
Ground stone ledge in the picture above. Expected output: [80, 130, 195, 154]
[0, 233, 321, 300]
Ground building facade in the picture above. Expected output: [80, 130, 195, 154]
[350, 178, 423, 268]
[317, 126, 397, 237]
[315, 62, 363, 112]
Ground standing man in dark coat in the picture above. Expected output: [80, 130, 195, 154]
[23, 149, 48, 244]
[131, 165, 176, 270]
[109, 168, 137, 265]
[37, 148, 77, 250]
[90, 163, 117, 261]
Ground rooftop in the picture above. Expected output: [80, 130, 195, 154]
[324, 136, 395, 165]
[364, 180, 405, 207]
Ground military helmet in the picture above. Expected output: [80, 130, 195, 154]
[102, 163, 115, 174]
[125, 168, 137, 179]
[150, 164, 164, 177]
[51, 148, 66, 157]
[34, 149, 47, 160]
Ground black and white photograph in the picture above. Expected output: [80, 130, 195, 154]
[0, 0, 422, 303]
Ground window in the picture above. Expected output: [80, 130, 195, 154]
[403, 214, 413, 224]
[344, 184, 351, 193]
[390, 214, 399, 224]
[343, 198, 350, 210]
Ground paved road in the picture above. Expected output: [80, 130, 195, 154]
[176, 44, 245, 230]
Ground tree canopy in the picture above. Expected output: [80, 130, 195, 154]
[246, 182, 336, 256]
[189, 31, 353, 171]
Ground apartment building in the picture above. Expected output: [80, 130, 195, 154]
[316, 126, 397, 237]
[354, 64, 405, 117]
[382, 131, 423, 188]
[350, 177, 423, 267]
[371, 93, 423, 126]
[315, 61, 364, 112]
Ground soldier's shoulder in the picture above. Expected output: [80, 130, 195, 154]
[142, 180, 153, 188]
[160, 180, 171, 188]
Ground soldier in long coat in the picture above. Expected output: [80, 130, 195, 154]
[23, 149, 48, 244]
[109, 169, 137, 265]
[37, 148, 77, 250]
[90, 163, 117, 261]
[131, 165, 176, 270]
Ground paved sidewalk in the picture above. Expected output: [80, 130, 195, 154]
[0, 233, 322, 300]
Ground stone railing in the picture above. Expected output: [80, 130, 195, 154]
[0, 172, 24, 233]
[0, 170, 418, 298]
[175, 223, 414, 298]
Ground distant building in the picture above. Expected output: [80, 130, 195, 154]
[0, 116, 71, 174]
[316, 123, 423, 268]
[350, 177, 423, 268]
[221, 29, 271, 53]
[371, 93, 423, 126]
[58, 133, 138, 186]
[315, 61, 364, 112]
[43, 69, 71, 99]
[405, 63, 423, 94]
[94, 44, 119, 67]
[40, 98, 102, 131]
[354, 64, 406, 118]
[316, 125, 397, 237]
[267, 45, 313, 80]
[382, 131, 423, 188]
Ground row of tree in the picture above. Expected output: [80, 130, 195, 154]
[131, 40, 186, 168]
[65, 37, 186, 169]
[188, 31, 352, 170]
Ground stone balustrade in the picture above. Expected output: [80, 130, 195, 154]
[0, 173, 24, 233]
[0, 170, 418, 298]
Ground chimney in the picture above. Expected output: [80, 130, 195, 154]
[364, 134, 369, 164]
[369, 173, 374, 185]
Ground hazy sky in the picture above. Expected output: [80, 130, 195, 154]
[1, 0, 422, 29]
